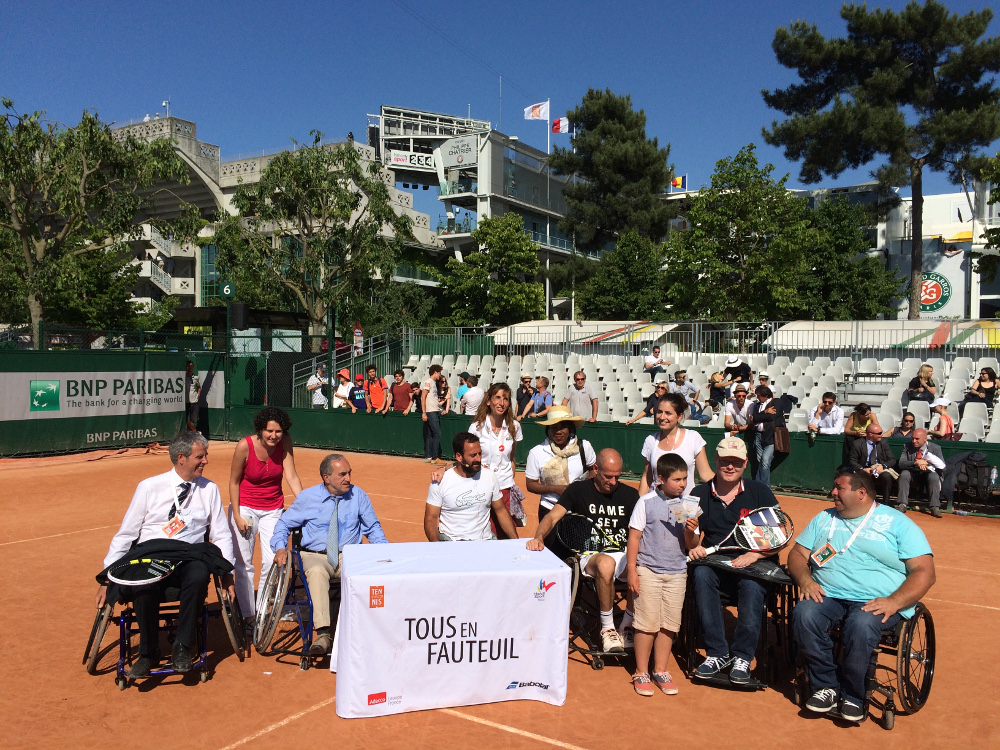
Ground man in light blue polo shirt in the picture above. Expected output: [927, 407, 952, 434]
[271, 453, 388, 654]
[789, 467, 935, 722]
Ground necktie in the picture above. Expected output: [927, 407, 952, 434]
[867, 442, 875, 465]
[326, 495, 341, 568]
[169, 482, 191, 520]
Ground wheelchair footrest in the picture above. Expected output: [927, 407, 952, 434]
[692, 672, 767, 691]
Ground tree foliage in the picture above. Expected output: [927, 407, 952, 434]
[762, 0, 1000, 319]
[0, 99, 190, 342]
[443, 213, 544, 326]
[976, 152, 1000, 285]
[548, 88, 677, 253]
[215, 133, 413, 335]
[579, 232, 665, 320]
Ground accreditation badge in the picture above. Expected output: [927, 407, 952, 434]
[162, 516, 186, 538]
[811, 543, 837, 567]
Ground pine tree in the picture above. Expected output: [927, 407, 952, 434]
[762, 0, 1000, 319]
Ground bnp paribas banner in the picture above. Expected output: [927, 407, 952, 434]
[0, 351, 186, 456]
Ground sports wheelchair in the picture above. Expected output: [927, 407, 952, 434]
[793, 602, 935, 729]
[253, 529, 340, 670]
[83, 575, 246, 690]
[565, 553, 631, 671]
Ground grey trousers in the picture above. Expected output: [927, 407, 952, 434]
[897, 469, 941, 509]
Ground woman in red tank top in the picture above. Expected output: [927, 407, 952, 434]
[228, 407, 303, 622]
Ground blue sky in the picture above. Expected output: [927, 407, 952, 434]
[3, 0, 998, 213]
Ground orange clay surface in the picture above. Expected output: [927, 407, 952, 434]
[1, 442, 998, 750]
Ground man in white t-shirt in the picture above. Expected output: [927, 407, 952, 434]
[724, 384, 752, 437]
[460, 375, 485, 415]
[306, 363, 329, 409]
[643, 345, 672, 381]
[424, 432, 519, 541]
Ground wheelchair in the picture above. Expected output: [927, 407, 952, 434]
[675, 555, 796, 691]
[793, 602, 935, 729]
[566, 554, 630, 671]
[83, 575, 246, 690]
[253, 529, 340, 670]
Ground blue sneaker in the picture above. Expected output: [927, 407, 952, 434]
[729, 657, 751, 684]
[839, 698, 865, 722]
[695, 654, 733, 679]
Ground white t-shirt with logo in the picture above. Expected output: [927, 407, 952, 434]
[426, 467, 502, 541]
[461, 386, 485, 415]
[469, 419, 523, 489]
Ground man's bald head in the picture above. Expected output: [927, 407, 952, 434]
[596, 448, 622, 471]
[911, 428, 928, 448]
[593, 449, 623, 494]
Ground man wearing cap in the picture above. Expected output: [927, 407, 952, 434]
[896, 428, 945, 518]
[722, 356, 753, 396]
[562, 370, 599, 422]
[724, 384, 752, 437]
[331, 368, 352, 410]
[687, 437, 782, 684]
[756, 372, 771, 397]
[626, 382, 668, 425]
[643, 345, 672, 381]
[307, 363, 329, 410]
[515, 373, 535, 421]
[348, 374, 368, 413]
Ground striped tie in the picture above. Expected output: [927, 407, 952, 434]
[169, 482, 192, 520]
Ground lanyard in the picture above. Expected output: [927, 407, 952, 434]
[826, 502, 876, 555]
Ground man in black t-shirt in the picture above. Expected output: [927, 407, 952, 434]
[722, 355, 753, 396]
[515, 373, 534, 421]
[527, 448, 639, 654]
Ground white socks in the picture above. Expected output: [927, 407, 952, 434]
[621, 609, 634, 629]
[600, 609, 614, 629]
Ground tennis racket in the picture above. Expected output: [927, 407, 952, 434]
[106, 557, 178, 586]
[688, 506, 794, 561]
[555, 512, 623, 554]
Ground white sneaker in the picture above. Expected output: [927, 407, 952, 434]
[279, 605, 296, 622]
[617, 624, 635, 650]
[601, 627, 625, 654]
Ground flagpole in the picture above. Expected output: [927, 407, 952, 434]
[546, 98, 551, 320]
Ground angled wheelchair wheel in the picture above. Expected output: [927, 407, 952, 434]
[896, 603, 935, 714]
[84, 602, 114, 674]
[253, 554, 292, 654]
[215, 577, 248, 661]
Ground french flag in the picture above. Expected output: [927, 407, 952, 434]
[552, 117, 574, 134]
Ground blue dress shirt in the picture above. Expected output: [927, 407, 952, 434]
[270, 483, 388, 554]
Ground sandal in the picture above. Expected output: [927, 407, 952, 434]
[632, 672, 654, 697]
[651, 671, 678, 695]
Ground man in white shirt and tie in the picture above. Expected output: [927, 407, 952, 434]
[896, 429, 946, 517]
[96, 432, 235, 678]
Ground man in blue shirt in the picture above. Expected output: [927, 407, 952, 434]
[271, 453, 388, 654]
[789, 468, 935, 721]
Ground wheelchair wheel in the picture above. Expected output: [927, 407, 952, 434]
[253, 554, 292, 654]
[84, 602, 114, 674]
[896, 603, 935, 714]
[214, 577, 248, 661]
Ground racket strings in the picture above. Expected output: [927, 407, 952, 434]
[733, 512, 793, 551]
[557, 517, 603, 553]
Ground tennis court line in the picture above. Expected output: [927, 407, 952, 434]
[441, 710, 591, 750]
[0, 525, 116, 546]
[936, 565, 1000, 577]
[379, 516, 421, 525]
[218, 697, 335, 750]
[925, 597, 1000, 612]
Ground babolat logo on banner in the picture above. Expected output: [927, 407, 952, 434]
[29, 380, 60, 412]
[505, 680, 549, 690]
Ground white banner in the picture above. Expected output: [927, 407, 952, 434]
[335, 539, 571, 718]
[0, 370, 185, 421]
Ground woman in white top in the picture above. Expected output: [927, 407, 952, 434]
[638, 392, 713, 497]
[524, 405, 597, 522]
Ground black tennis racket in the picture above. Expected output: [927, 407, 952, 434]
[688, 506, 794, 561]
[555, 512, 623, 554]
[106, 557, 178, 586]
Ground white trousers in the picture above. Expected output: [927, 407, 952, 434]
[228, 504, 283, 618]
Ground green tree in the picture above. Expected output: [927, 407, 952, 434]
[215, 133, 413, 336]
[0, 99, 190, 344]
[762, 0, 1000, 319]
[798, 197, 903, 319]
[443, 213, 544, 326]
[975, 152, 1000, 285]
[664, 144, 817, 321]
[579, 232, 665, 320]
[548, 88, 677, 253]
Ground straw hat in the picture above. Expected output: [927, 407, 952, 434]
[537, 405, 586, 427]
[725, 355, 742, 367]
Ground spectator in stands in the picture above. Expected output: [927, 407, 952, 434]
[420, 365, 444, 463]
[638, 392, 713, 499]
[896, 428, 945, 517]
[643, 345, 672, 381]
[332, 368, 352, 409]
[927, 398, 954, 439]
[347, 374, 367, 412]
[185, 360, 200, 431]
[626, 382, 669, 425]
[363, 365, 390, 415]
[307, 363, 329, 410]
[563, 371, 599, 422]
[436, 375, 452, 416]
[515, 373, 535, 421]
[456, 372, 471, 402]
[724, 384, 752, 437]
[722, 355, 753, 396]
[756, 372, 771, 394]
[389, 370, 412, 414]
[846, 423, 898, 505]
[748, 385, 784, 486]
[960, 367, 998, 416]
[409, 382, 422, 414]
[808, 393, 845, 435]
[906, 364, 937, 404]
[891, 413, 917, 438]
[522, 376, 554, 419]
[707, 372, 727, 412]
[670, 370, 709, 423]
[844, 403, 881, 458]
[460, 375, 485, 415]
[524, 405, 597, 522]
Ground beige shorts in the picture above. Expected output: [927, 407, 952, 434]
[632, 566, 687, 634]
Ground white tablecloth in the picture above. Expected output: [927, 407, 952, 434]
[334, 539, 571, 718]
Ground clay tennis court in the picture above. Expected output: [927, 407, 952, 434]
[1, 443, 997, 749]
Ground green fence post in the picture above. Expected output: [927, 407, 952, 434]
[139, 329, 145, 352]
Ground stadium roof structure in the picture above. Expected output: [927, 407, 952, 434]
[491, 320, 680, 347]
[767, 320, 1000, 351]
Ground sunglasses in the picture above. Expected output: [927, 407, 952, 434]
[902, 419, 915, 423]
[822, 400, 835, 405]
[574, 377, 586, 381]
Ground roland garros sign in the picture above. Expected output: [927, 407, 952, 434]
[920, 272, 952, 313]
